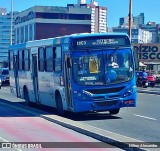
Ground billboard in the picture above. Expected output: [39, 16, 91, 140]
[133, 43, 160, 62]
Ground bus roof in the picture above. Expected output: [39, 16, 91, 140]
[9, 33, 130, 50]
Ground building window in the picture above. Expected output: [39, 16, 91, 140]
[45, 46, 53, 72]
[29, 24, 33, 41]
[25, 25, 28, 42]
[17, 28, 19, 43]
[38, 47, 45, 72]
[54, 46, 62, 72]
[21, 27, 24, 43]
[14, 29, 17, 44]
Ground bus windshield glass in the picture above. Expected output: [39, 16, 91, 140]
[72, 48, 134, 85]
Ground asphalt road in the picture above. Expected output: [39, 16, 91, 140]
[0, 86, 160, 150]
[0, 87, 122, 151]
[79, 93, 160, 142]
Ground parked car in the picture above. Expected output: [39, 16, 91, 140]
[146, 71, 156, 87]
[0, 68, 10, 86]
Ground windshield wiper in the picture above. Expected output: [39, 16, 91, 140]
[106, 47, 120, 61]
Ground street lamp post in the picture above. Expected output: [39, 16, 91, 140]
[10, 0, 13, 45]
[128, 0, 132, 41]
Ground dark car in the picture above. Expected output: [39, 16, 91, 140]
[0, 68, 10, 86]
[136, 71, 148, 88]
[146, 71, 156, 87]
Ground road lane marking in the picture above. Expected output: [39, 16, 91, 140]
[134, 114, 157, 121]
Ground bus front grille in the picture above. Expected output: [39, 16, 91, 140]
[95, 100, 117, 107]
[87, 87, 125, 94]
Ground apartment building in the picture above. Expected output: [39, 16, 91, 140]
[0, 8, 17, 66]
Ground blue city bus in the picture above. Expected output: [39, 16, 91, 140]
[8, 33, 137, 115]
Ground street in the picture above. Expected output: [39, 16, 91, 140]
[0, 86, 160, 151]
[81, 93, 160, 142]
[0, 87, 122, 151]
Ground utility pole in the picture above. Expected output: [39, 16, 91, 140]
[128, 0, 132, 41]
[10, 0, 13, 45]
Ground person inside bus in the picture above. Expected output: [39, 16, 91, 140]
[105, 64, 117, 82]
[108, 56, 119, 68]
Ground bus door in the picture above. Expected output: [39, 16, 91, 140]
[31, 54, 39, 104]
[13, 55, 20, 97]
[64, 54, 73, 110]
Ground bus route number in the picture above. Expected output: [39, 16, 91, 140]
[77, 41, 87, 46]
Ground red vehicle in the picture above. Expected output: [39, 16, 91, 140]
[146, 72, 156, 87]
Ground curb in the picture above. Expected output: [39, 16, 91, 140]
[41, 114, 149, 151]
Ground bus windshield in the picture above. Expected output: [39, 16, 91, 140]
[72, 48, 134, 85]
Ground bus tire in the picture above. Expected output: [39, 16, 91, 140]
[23, 88, 31, 106]
[109, 108, 120, 115]
[56, 92, 64, 116]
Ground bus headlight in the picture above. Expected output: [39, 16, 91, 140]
[123, 87, 133, 97]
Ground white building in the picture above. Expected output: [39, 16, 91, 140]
[112, 27, 152, 43]
[140, 22, 158, 43]
[76, 0, 107, 33]
[88, 1, 107, 33]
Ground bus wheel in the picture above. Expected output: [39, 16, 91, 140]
[24, 88, 30, 106]
[109, 108, 120, 115]
[56, 93, 64, 116]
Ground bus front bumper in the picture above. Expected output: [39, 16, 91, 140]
[72, 98, 136, 113]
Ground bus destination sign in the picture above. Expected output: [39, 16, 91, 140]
[72, 36, 130, 49]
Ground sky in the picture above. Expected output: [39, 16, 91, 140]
[0, 0, 160, 28]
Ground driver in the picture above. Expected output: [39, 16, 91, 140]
[108, 56, 119, 68]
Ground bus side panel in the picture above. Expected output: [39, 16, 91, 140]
[18, 71, 34, 101]
[38, 72, 56, 107]
[9, 70, 17, 96]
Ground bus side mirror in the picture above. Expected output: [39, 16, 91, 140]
[67, 58, 72, 68]
[133, 49, 139, 71]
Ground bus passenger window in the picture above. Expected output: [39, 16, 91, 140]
[9, 51, 14, 70]
[24, 49, 30, 71]
[38, 47, 45, 72]
[18, 50, 24, 70]
[89, 57, 99, 73]
[54, 47, 62, 72]
[45, 46, 53, 72]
